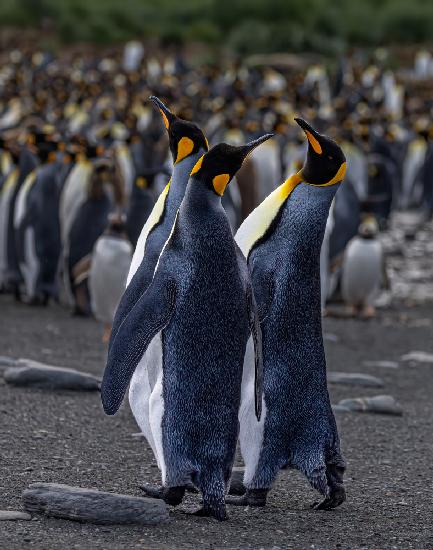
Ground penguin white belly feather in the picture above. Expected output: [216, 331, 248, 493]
[89, 236, 133, 324]
[0, 173, 17, 284]
[341, 237, 382, 307]
[129, 333, 164, 472]
[238, 336, 267, 485]
[21, 227, 39, 299]
[127, 181, 170, 285]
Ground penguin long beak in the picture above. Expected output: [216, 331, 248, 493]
[149, 96, 176, 130]
[294, 118, 323, 155]
[240, 133, 275, 159]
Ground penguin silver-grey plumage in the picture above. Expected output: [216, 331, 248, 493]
[109, 97, 209, 356]
[229, 118, 347, 510]
[101, 136, 272, 520]
[89, 215, 133, 341]
[341, 216, 383, 317]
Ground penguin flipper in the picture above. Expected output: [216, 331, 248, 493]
[247, 284, 263, 421]
[101, 275, 177, 415]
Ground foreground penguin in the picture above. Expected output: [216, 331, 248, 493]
[101, 136, 273, 520]
[108, 97, 208, 351]
[341, 215, 383, 318]
[89, 214, 133, 341]
[230, 118, 347, 510]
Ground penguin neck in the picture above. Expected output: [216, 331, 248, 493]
[180, 178, 226, 238]
[166, 149, 206, 212]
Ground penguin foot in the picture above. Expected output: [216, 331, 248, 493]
[226, 489, 268, 507]
[192, 505, 228, 521]
[139, 484, 186, 506]
[311, 486, 346, 511]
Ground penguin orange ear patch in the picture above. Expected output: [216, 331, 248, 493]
[305, 130, 323, 155]
[159, 109, 169, 130]
[176, 137, 194, 163]
[191, 154, 204, 175]
[213, 173, 230, 196]
[136, 177, 148, 188]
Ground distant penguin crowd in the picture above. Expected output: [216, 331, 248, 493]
[0, 43, 432, 519]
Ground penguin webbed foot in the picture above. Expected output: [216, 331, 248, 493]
[192, 500, 228, 521]
[226, 488, 268, 507]
[311, 485, 346, 510]
[139, 484, 186, 506]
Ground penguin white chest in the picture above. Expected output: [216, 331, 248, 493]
[129, 331, 165, 478]
[341, 238, 383, 306]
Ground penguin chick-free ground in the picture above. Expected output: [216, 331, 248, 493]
[101, 135, 273, 520]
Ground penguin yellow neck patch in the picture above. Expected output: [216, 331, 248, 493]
[305, 131, 323, 155]
[279, 172, 302, 200]
[176, 137, 194, 163]
[191, 154, 204, 175]
[235, 172, 301, 257]
[213, 173, 230, 196]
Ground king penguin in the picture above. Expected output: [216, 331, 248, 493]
[101, 135, 273, 520]
[341, 215, 383, 318]
[108, 97, 208, 351]
[229, 118, 347, 510]
[89, 214, 133, 341]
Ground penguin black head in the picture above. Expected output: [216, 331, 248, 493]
[149, 96, 209, 164]
[189, 134, 274, 196]
[295, 118, 346, 186]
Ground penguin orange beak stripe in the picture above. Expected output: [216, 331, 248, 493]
[304, 130, 323, 155]
[149, 96, 175, 129]
[294, 117, 323, 155]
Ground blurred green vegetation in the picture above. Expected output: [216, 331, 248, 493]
[0, 0, 432, 53]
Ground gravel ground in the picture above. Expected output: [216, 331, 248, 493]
[1, 294, 433, 550]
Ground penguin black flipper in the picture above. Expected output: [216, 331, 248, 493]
[250, 262, 276, 323]
[235, 244, 263, 420]
[101, 273, 177, 415]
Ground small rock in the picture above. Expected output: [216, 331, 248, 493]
[229, 467, 245, 496]
[336, 395, 403, 416]
[401, 351, 433, 364]
[363, 360, 399, 369]
[328, 372, 384, 388]
[131, 432, 144, 438]
[22, 483, 168, 525]
[4, 360, 100, 391]
[0, 356, 19, 369]
[0, 510, 32, 521]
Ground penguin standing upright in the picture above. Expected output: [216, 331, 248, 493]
[67, 159, 124, 316]
[14, 137, 62, 304]
[4, 142, 39, 297]
[109, 97, 209, 348]
[229, 119, 347, 510]
[341, 215, 383, 318]
[126, 172, 160, 248]
[89, 214, 133, 341]
[101, 136, 272, 521]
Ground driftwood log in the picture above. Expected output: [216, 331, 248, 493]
[22, 483, 169, 525]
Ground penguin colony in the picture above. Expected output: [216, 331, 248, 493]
[0, 44, 432, 520]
